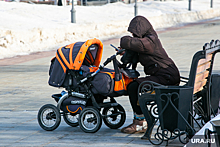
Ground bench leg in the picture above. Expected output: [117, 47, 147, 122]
[138, 96, 155, 140]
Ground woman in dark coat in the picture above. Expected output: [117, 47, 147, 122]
[120, 16, 180, 134]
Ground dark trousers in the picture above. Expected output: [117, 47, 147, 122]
[127, 81, 142, 115]
[127, 65, 180, 115]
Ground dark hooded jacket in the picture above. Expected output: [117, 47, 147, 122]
[120, 16, 180, 85]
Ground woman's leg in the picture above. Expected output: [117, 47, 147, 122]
[127, 81, 143, 115]
[121, 81, 147, 134]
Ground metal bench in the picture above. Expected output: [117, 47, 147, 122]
[138, 39, 220, 145]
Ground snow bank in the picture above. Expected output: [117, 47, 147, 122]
[0, 0, 220, 59]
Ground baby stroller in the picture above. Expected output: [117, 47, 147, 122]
[37, 38, 140, 133]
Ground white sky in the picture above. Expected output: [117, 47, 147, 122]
[0, 0, 220, 59]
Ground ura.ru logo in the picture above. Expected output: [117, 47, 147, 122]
[191, 138, 215, 144]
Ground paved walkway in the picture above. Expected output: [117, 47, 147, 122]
[0, 18, 220, 147]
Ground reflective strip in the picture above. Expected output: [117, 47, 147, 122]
[66, 106, 82, 113]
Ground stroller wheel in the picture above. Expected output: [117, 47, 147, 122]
[37, 104, 61, 131]
[63, 113, 79, 127]
[78, 107, 102, 133]
[102, 104, 126, 129]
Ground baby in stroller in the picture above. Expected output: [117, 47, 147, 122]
[37, 38, 140, 133]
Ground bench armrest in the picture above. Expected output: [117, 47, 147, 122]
[138, 81, 165, 97]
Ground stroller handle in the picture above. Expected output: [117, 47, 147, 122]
[110, 44, 119, 51]
[78, 47, 125, 84]
[116, 49, 125, 55]
[102, 49, 125, 67]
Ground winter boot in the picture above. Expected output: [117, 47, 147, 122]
[121, 119, 147, 134]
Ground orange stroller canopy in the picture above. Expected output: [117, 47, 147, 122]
[56, 38, 103, 73]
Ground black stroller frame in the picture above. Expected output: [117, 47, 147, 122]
[38, 47, 137, 133]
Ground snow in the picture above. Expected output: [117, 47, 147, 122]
[0, 0, 220, 59]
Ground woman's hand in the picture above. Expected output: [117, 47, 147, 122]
[117, 47, 125, 56]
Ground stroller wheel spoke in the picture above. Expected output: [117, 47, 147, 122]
[38, 104, 61, 131]
[79, 107, 102, 133]
[102, 104, 126, 129]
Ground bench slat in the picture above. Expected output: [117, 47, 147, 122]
[194, 79, 207, 94]
[193, 52, 213, 94]
[195, 70, 209, 82]
[196, 62, 211, 74]
[197, 54, 212, 65]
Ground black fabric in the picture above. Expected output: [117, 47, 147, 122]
[121, 49, 139, 70]
[127, 81, 143, 115]
[83, 44, 99, 66]
[48, 42, 89, 88]
[90, 72, 114, 96]
[72, 42, 85, 64]
[61, 96, 87, 114]
[137, 64, 180, 85]
[90, 68, 128, 97]
[48, 56, 67, 87]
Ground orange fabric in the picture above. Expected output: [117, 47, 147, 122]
[100, 71, 115, 79]
[65, 43, 75, 49]
[87, 51, 94, 64]
[73, 42, 89, 70]
[68, 43, 76, 68]
[100, 71, 134, 91]
[85, 57, 91, 64]
[56, 43, 75, 70]
[66, 106, 82, 113]
[56, 53, 66, 73]
[72, 38, 103, 70]
[85, 38, 103, 67]
[92, 39, 103, 67]
[122, 74, 134, 90]
[114, 79, 125, 92]
[58, 47, 72, 69]
[57, 38, 103, 70]
[88, 67, 99, 72]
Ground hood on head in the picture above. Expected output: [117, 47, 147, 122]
[128, 16, 157, 38]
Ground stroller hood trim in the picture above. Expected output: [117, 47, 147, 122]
[57, 38, 103, 72]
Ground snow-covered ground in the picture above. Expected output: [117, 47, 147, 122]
[0, 0, 220, 59]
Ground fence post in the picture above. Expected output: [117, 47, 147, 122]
[134, 0, 138, 16]
[188, 0, 191, 11]
[71, 0, 76, 23]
